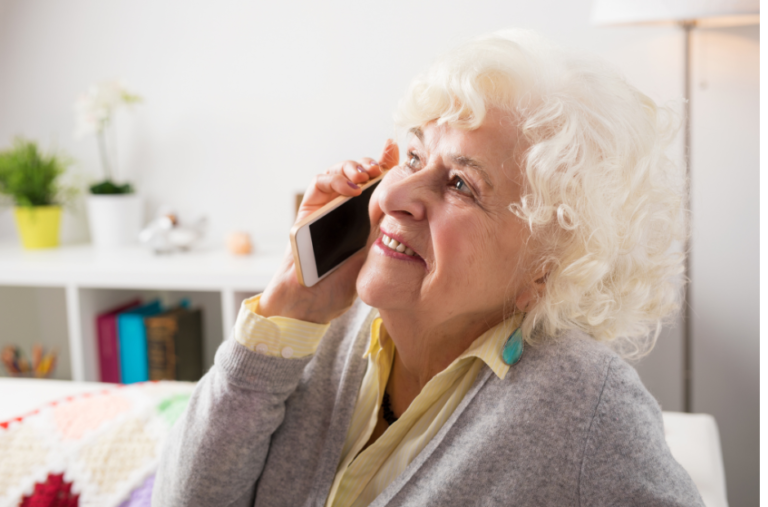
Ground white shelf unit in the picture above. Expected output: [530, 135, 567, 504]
[0, 242, 283, 381]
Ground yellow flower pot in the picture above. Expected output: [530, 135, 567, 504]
[13, 206, 62, 249]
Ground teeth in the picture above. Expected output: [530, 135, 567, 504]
[381, 235, 416, 256]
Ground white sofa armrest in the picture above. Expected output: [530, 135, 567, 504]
[662, 412, 728, 507]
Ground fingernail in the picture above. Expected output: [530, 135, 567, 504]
[356, 165, 367, 173]
[347, 181, 360, 190]
[369, 161, 379, 166]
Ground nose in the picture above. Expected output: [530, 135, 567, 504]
[377, 168, 429, 222]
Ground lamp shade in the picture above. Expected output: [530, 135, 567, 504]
[591, 0, 759, 26]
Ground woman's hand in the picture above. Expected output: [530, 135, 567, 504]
[258, 140, 400, 324]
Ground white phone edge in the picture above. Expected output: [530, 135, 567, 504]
[292, 223, 320, 286]
[292, 202, 367, 288]
[290, 173, 385, 288]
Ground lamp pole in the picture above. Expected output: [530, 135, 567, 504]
[681, 20, 694, 414]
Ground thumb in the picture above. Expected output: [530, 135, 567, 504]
[378, 139, 400, 170]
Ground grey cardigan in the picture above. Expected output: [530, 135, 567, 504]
[153, 299, 703, 507]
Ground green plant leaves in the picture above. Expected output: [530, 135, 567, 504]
[89, 180, 134, 195]
[0, 138, 73, 207]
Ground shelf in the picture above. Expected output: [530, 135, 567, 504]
[0, 242, 285, 382]
[0, 242, 284, 291]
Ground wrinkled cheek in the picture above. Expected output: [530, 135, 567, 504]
[432, 224, 474, 284]
[436, 216, 497, 290]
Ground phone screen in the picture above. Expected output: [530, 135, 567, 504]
[309, 181, 380, 278]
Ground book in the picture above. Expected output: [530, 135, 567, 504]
[95, 299, 142, 383]
[146, 307, 203, 381]
[117, 300, 163, 384]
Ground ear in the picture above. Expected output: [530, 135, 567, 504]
[515, 269, 548, 313]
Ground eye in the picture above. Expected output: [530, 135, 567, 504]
[406, 151, 422, 170]
[449, 174, 473, 197]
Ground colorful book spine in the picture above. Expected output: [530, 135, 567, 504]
[146, 307, 203, 382]
[95, 299, 141, 383]
[175, 308, 203, 381]
[146, 309, 180, 381]
[117, 300, 163, 384]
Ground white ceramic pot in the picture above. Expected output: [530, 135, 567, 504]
[86, 194, 143, 248]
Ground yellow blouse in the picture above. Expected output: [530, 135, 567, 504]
[234, 295, 522, 507]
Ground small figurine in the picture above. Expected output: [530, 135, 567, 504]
[139, 207, 207, 254]
[227, 231, 253, 256]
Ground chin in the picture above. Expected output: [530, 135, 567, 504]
[355, 261, 384, 308]
[356, 259, 412, 311]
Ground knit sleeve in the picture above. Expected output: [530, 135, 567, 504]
[152, 333, 319, 507]
[578, 357, 705, 507]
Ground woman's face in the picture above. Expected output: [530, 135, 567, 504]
[357, 109, 540, 328]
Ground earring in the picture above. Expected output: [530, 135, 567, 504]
[502, 326, 524, 366]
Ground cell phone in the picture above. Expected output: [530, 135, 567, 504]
[290, 174, 383, 287]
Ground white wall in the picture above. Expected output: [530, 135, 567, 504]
[0, 1, 758, 505]
[0, 0, 686, 246]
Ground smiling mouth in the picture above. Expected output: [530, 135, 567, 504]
[381, 234, 417, 257]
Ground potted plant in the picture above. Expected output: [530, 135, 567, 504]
[0, 138, 75, 249]
[75, 80, 143, 248]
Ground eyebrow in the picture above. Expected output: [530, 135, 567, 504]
[410, 127, 495, 189]
[450, 155, 495, 189]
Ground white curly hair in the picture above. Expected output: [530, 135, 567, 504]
[394, 29, 687, 358]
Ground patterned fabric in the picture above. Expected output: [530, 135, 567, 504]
[19, 473, 78, 507]
[0, 381, 194, 507]
[117, 474, 154, 507]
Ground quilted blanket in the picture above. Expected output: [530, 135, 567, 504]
[0, 381, 196, 507]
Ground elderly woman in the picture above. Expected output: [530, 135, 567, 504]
[154, 30, 702, 506]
